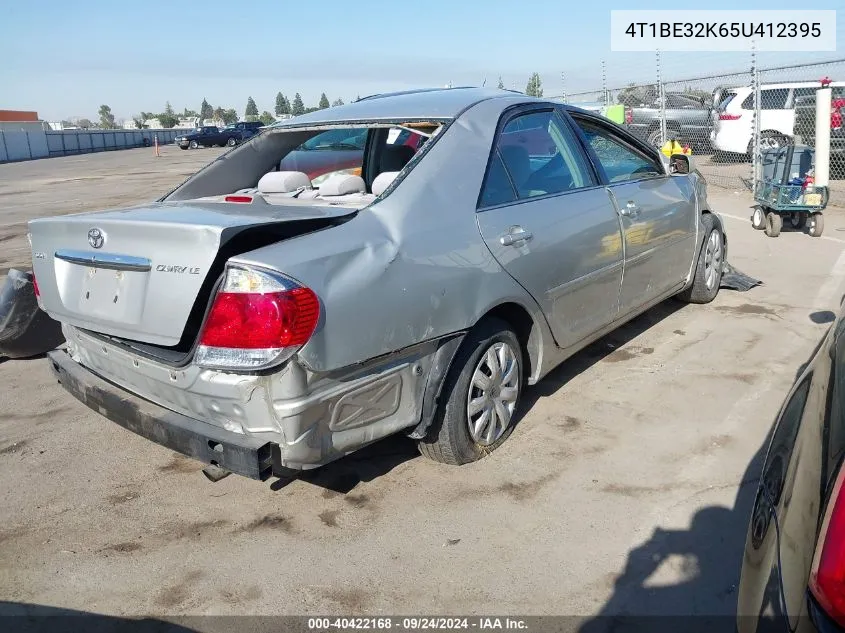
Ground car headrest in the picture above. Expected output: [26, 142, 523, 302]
[372, 171, 400, 196]
[257, 171, 311, 194]
[319, 174, 366, 196]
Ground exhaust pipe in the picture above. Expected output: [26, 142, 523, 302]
[202, 464, 231, 482]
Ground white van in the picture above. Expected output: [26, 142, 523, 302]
[711, 81, 845, 155]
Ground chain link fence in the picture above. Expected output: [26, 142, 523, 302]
[554, 57, 845, 206]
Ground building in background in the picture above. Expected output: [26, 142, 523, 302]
[0, 109, 46, 132]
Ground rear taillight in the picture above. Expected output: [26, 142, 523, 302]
[195, 266, 320, 370]
[624, 108, 632, 124]
[31, 274, 39, 298]
[719, 113, 742, 120]
[809, 465, 845, 626]
[224, 195, 253, 203]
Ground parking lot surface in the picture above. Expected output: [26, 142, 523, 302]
[2, 146, 845, 620]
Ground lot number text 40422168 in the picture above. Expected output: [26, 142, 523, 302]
[307, 617, 529, 630]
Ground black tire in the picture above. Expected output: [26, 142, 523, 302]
[809, 213, 824, 238]
[790, 212, 807, 230]
[418, 318, 524, 465]
[189, 140, 198, 149]
[227, 137, 237, 147]
[677, 213, 723, 304]
[751, 207, 766, 230]
[765, 211, 782, 238]
[179, 146, 188, 150]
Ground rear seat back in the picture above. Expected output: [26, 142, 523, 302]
[318, 174, 366, 196]
[257, 171, 312, 194]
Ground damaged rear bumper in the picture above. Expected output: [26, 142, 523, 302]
[47, 349, 277, 480]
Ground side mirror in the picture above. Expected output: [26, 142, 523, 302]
[669, 153, 691, 175]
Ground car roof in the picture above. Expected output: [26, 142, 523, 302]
[727, 81, 845, 92]
[268, 87, 534, 127]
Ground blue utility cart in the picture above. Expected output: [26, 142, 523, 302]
[751, 144, 829, 238]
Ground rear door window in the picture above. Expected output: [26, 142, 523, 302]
[482, 110, 594, 203]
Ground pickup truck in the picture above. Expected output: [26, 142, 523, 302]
[794, 90, 845, 177]
[622, 92, 713, 150]
[175, 122, 264, 150]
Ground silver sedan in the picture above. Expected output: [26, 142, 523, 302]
[29, 87, 726, 482]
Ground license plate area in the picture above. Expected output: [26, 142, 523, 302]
[54, 255, 151, 325]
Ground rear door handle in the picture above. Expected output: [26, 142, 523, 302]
[500, 226, 533, 246]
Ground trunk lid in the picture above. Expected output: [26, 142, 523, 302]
[29, 199, 354, 347]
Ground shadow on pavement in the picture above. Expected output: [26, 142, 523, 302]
[576, 323, 828, 633]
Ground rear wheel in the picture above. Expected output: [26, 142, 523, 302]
[765, 211, 782, 238]
[647, 129, 663, 148]
[809, 213, 824, 238]
[677, 214, 723, 304]
[227, 137, 237, 147]
[418, 318, 523, 465]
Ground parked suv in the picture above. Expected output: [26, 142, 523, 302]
[712, 81, 845, 155]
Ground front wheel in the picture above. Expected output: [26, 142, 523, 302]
[677, 214, 723, 304]
[227, 137, 237, 147]
[418, 318, 523, 465]
[751, 207, 766, 230]
[790, 212, 808, 230]
[189, 140, 199, 149]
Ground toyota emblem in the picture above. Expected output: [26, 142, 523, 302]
[87, 228, 105, 249]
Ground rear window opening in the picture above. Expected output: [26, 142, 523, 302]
[165, 121, 444, 209]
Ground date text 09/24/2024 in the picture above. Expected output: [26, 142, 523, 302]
[307, 617, 528, 630]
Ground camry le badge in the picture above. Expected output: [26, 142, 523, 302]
[87, 228, 105, 249]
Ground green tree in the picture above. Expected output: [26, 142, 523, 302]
[305, 106, 319, 114]
[77, 118, 93, 129]
[331, 98, 344, 107]
[245, 96, 259, 118]
[318, 93, 330, 109]
[275, 92, 285, 116]
[525, 73, 543, 97]
[212, 107, 226, 123]
[182, 108, 199, 118]
[221, 108, 238, 125]
[497, 76, 504, 89]
[200, 98, 213, 121]
[259, 111, 275, 125]
[132, 115, 147, 129]
[291, 93, 305, 116]
[279, 95, 290, 115]
[158, 102, 177, 128]
[98, 104, 116, 129]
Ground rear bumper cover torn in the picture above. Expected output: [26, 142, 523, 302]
[47, 349, 277, 480]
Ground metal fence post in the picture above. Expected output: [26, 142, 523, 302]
[752, 44, 761, 196]
[657, 50, 666, 146]
[601, 60, 608, 106]
[24, 131, 32, 160]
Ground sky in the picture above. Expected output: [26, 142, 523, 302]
[0, 0, 842, 122]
